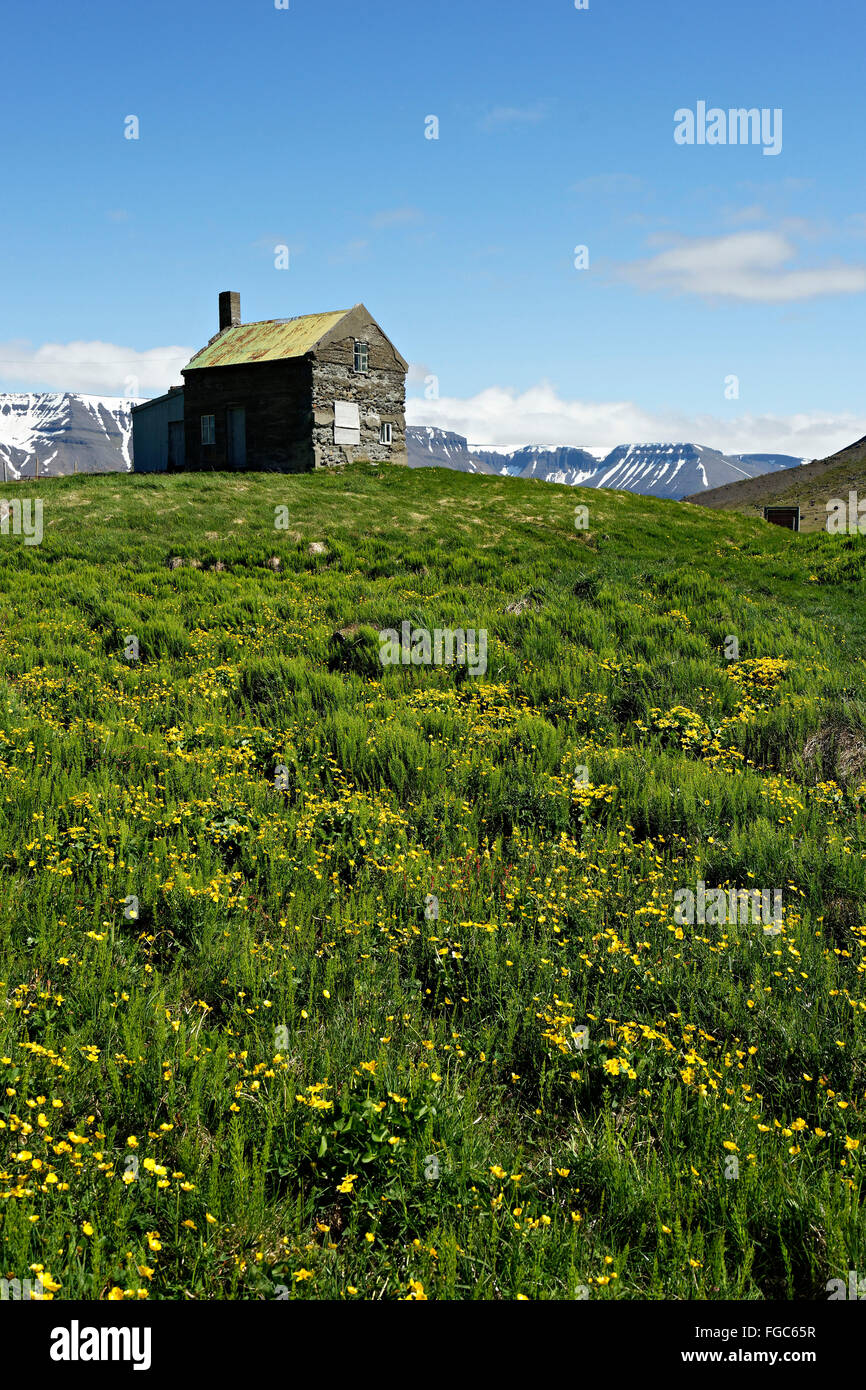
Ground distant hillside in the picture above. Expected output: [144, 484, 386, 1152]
[684, 435, 866, 532]
[407, 426, 804, 500]
[0, 393, 136, 479]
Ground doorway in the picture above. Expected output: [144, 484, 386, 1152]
[227, 407, 247, 469]
[168, 420, 184, 470]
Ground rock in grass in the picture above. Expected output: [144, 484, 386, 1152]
[505, 592, 543, 615]
[328, 623, 380, 677]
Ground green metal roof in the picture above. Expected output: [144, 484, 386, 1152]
[183, 311, 351, 370]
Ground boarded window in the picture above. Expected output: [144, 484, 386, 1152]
[334, 400, 361, 446]
[763, 506, 800, 532]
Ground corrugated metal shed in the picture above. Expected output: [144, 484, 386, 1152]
[131, 387, 185, 472]
[184, 311, 350, 371]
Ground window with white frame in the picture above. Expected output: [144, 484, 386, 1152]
[353, 340, 369, 373]
[201, 415, 215, 445]
[379, 422, 393, 445]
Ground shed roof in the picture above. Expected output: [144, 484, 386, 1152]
[183, 310, 352, 371]
[131, 385, 184, 414]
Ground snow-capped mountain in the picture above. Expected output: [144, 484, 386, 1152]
[406, 428, 804, 499]
[474, 444, 602, 487]
[0, 398, 808, 500]
[405, 425, 495, 474]
[0, 393, 138, 480]
[584, 442, 765, 499]
[729, 452, 813, 471]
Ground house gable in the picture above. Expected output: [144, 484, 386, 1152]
[313, 304, 408, 372]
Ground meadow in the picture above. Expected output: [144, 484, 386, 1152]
[0, 462, 864, 1301]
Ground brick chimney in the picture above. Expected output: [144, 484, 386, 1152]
[218, 291, 241, 332]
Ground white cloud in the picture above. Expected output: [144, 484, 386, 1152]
[251, 235, 305, 258]
[479, 102, 550, 132]
[723, 204, 766, 225]
[407, 361, 434, 384]
[406, 381, 866, 460]
[620, 231, 866, 302]
[328, 238, 370, 265]
[369, 206, 423, 230]
[571, 173, 647, 197]
[0, 339, 193, 396]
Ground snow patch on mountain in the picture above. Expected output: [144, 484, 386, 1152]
[406, 428, 804, 500]
[0, 393, 141, 480]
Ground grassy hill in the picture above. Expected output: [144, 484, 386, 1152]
[683, 434, 866, 533]
[0, 463, 864, 1301]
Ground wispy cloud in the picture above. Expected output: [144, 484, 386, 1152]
[407, 361, 434, 384]
[619, 231, 866, 302]
[251, 235, 305, 257]
[722, 204, 766, 225]
[0, 339, 192, 395]
[479, 101, 551, 132]
[369, 206, 423, 230]
[571, 172, 647, 197]
[327, 238, 370, 265]
[406, 381, 865, 459]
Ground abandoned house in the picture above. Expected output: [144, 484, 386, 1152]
[132, 292, 408, 473]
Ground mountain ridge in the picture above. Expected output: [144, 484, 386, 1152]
[406, 426, 807, 499]
[0, 393, 810, 501]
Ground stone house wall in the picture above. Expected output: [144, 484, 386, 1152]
[311, 317, 407, 468]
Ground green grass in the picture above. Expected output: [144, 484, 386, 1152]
[0, 462, 864, 1301]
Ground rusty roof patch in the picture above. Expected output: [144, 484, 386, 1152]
[183, 311, 351, 371]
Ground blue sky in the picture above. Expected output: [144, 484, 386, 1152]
[1, 0, 864, 455]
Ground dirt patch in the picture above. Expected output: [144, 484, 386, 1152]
[803, 723, 866, 786]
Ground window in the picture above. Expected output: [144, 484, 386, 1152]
[353, 340, 369, 373]
[334, 400, 361, 446]
[201, 414, 215, 446]
[379, 422, 393, 445]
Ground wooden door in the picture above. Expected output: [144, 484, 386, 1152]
[168, 420, 184, 470]
[227, 407, 246, 470]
